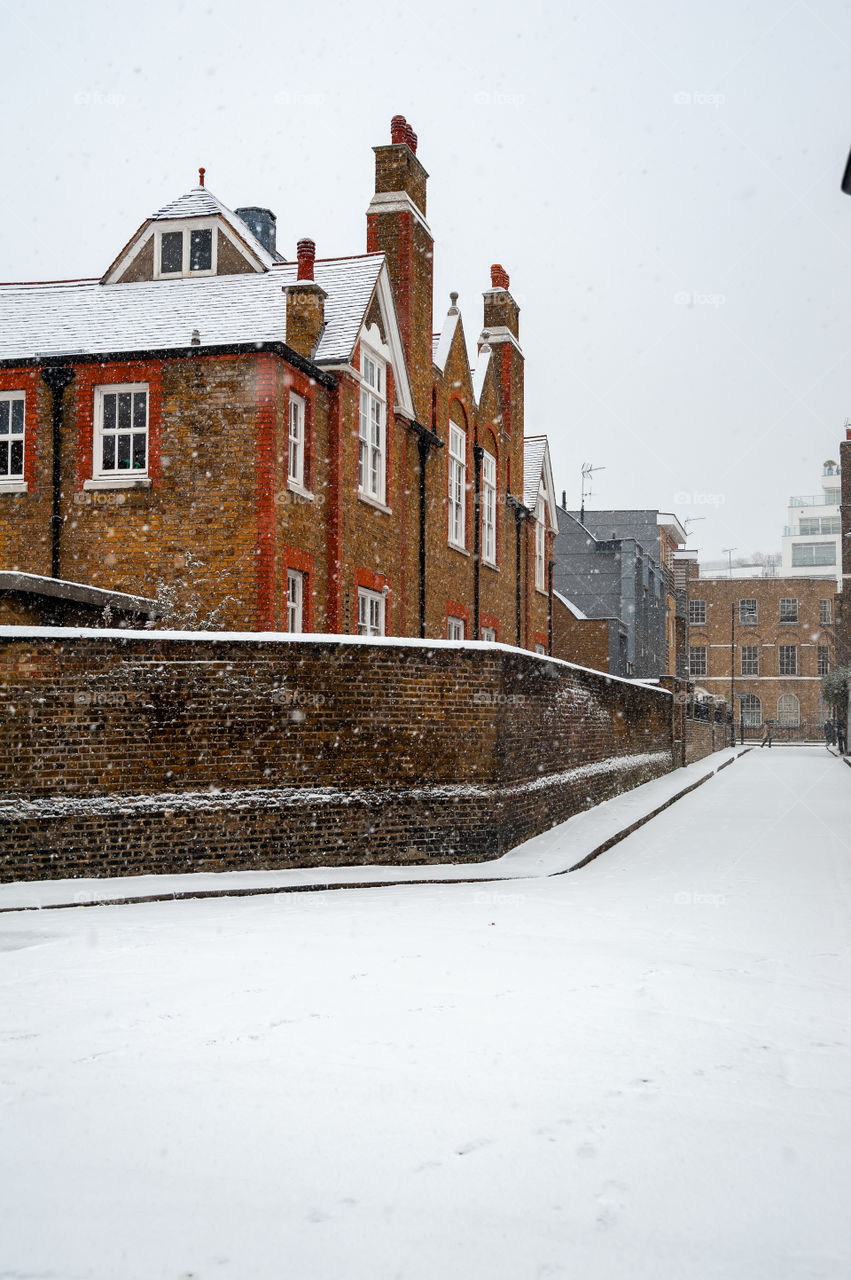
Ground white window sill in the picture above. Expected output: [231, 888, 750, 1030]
[482, 559, 499, 572]
[358, 491, 392, 515]
[535, 585, 548, 596]
[0, 480, 27, 493]
[449, 542, 470, 556]
[287, 480, 314, 501]
[84, 476, 152, 491]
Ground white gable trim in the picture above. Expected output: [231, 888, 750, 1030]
[480, 325, 523, 357]
[360, 263, 415, 420]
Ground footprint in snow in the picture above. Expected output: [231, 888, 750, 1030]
[456, 1138, 494, 1156]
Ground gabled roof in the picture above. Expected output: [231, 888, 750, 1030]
[471, 340, 491, 404]
[0, 254, 385, 367]
[102, 186, 281, 283]
[523, 436, 558, 530]
[432, 309, 459, 373]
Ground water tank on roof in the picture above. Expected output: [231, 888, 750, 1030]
[236, 206, 277, 256]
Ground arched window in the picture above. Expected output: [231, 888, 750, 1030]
[777, 693, 800, 727]
[740, 694, 762, 727]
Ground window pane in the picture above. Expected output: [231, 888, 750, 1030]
[10, 398, 24, 433]
[10, 439, 23, 475]
[117, 434, 131, 469]
[102, 435, 115, 470]
[190, 228, 213, 272]
[161, 231, 183, 273]
[0, 401, 8, 434]
[117, 392, 132, 432]
[132, 432, 146, 471]
[0, 441, 7, 474]
[133, 392, 147, 431]
[102, 394, 116, 432]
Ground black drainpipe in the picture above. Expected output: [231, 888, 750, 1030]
[472, 443, 484, 639]
[42, 366, 76, 579]
[413, 422, 444, 638]
[507, 495, 528, 646]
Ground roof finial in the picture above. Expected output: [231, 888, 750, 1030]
[198, 167, 206, 188]
[449, 291, 459, 314]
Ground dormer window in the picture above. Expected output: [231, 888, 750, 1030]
[154, 220, 216, 278]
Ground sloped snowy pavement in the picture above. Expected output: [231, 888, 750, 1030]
[1, 745, 849, 1279]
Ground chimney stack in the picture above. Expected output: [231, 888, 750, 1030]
[483, 261, 520, 339]
[366, 115, 433, 420]
[285, 237, 327, 359]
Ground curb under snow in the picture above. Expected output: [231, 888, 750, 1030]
[0, 748, 750, 913]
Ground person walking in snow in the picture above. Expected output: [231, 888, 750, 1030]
[824, 719, 835, 750]
[837, 720, 847, 755]
[760, 721, 773, 748]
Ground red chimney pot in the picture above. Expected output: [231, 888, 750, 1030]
[296, 238, 316, 282]
[490, 264, 510, 290]
[391, 115, 408, 144]
[198, 167, 206, 188]
[404, 123, 417, 154]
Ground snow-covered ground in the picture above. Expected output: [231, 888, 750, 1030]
[2, 745, 850, 1279]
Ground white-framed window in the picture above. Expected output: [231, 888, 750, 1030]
[286, 569, 304, 633]
[535, 496, 547, 592]
[779, 644, 797, 676]
[688, 599, 706, 626]
[534, 642, 547, 655]
[818, 645, 830, 676]
[741, 645, 759, 676]
[481, 450, 497, 566]
[94, 384, 148, 477]
[288, 393, 305, 488]
[0, 391, 25, 482]
[739, 598, 758, 625]
[447, 616, 465, 640]
[448, 421, 466, 548]
[777, 693, 800, 727]
[481, 626, 497, 642]
[779, 597, 798, 624]
[357, 587, 385, 637]
[358, 349, 386, 504]
[820, 599, 833, 626]
[689, 645, 707, 677]
[154, 220, 216, 279]
[741, 694, 762, 727]
[792, 542, 836, 567]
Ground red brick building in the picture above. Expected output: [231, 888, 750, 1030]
[0, 117, 556, 649]
[687, 572, 838, 735]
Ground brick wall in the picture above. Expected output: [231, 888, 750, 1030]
[0, 630, 674, 882]
[685, 718, 728, 765]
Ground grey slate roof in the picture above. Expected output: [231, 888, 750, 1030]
[0, 255, 384, 366]
[523, 435, 548, 510]
[150, 187, 280, 267]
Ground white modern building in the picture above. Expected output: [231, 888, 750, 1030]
[780, 459, 842, 586]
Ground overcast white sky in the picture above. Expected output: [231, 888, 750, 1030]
[3, 0, 851, 563]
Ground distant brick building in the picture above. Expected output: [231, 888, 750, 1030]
[687, 572, 838, 734]
[0, 117, 556, 649]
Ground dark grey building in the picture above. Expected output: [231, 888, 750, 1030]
[553, 507, 686, 678]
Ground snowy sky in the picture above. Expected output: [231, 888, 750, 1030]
[3, 0, 851, 564]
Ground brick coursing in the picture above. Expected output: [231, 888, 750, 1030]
[0, 633, 674, 882]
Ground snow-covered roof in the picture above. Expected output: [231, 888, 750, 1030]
[432, 309, 459, 372]
[553, 589, 587, 620]
[150, 187, 279, 268]
[472, 341, 491, 404]
[523, 436, 559, 530]
[0, 255, 385, 367]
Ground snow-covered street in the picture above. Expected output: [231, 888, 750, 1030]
[2, 746, 850, 1279]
